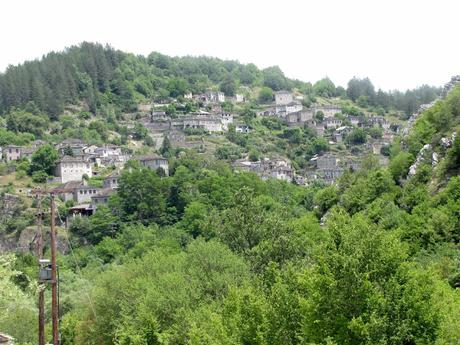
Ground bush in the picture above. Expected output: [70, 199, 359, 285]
[31, 171, 48, 183]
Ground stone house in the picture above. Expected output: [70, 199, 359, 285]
[138, 155, 169, 175]
[55, 156, 92, 183]
[182, 115, 225, 132]
[184, 92, 193, 99]
[285, 110, 314, 125]
[56, 139, 87, 156]
[73, 185, 101, 204]
[91, 188, 115, 209]
[54, 180, 86, 202]
[94, 145, 122, 158]
[275, 91, 293, 105]
[313, 154, 339, 170]
[20, 147, 37, 161]
[4, 145, 22, 162]
[234, 93, 244, 103]
[219, 113, 234, 130]
[82, 145, 99, 155]
[103, 172, 120, 189]
[371, 140, 390, 155]
[322, 168, 344, 184]
[381, 119, 391, 130]
[367, 116, 385, 127]
[205, 91, 225, 103]
[347, 115, 364, 127]
[233, 157, 294, 182]
[325, 118, 342, 129]
[276, 101, 303, 116]
[312, 105, 341, 118]
[314, 123, 325, 137]
[333, 126, 352, 143]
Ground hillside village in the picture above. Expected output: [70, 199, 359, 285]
[3, 76, 458, 220]
[1, 38, 460, 345]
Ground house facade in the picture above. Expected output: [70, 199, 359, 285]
[312, 105, 341, 118]
[103, 173, 120, 189]
[275, 91, 293, 105]
[55, 156, 92, 183]
[4, 145, 21, 162]
[138, 155, 169, 175]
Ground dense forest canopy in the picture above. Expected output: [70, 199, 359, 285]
[0, 42, 440, 119]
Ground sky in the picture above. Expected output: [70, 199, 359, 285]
[0, 0, 459, 91]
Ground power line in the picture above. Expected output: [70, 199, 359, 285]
[56, 207, 98, 320]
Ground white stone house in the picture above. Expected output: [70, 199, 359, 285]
[4, 145, 22, 162]
[103, 172, 120, 189]
[73, 185, 101, 204]
[55, 156, 92, 183]
[183, 116, 225, 132]
[220, 113, 234, 130]
[285, 110, 314, 125]
[333, 126, 352, 143]
[312, 105, 341, 119]
[82, 145, 99, 155]
[347, 115, 364, 127]
[314, 154, 340, 170]
[274, 91, 293, 105]
[91, 188, 115, 209]
[325, 118, 343, 129]
[95, 145, 122, 158]
[234, 94, 244, 103]
[276, 101, 303, 116]
[205, 91, 225, 103]
[138, 155, 169, 175]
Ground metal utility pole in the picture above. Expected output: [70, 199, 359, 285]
[36, 197, 46, 345]
[50, 193, 59, 345]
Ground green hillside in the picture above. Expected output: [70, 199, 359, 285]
[1, 44, 459, 345]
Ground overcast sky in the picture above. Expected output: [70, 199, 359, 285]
[0, 0, 458, 91]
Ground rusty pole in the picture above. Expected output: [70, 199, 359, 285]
[36, 197, 45, 345]
[50, 193, 59, 345]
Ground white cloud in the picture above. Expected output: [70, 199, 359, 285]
[0, 0, 458, 90]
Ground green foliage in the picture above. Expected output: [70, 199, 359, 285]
[313, 77, 336, 97]
[29, 144, 59, 176]
[219, 74, 237, 96]
[345, 127, 367, 145]
[389, 151, 414, 182]
[0, 254, 37, 344]
[116, 167, 174, 225]
[6, 108, 49, 137]
[258, 86, 274, 103]
[262, 66, 288, 91]
[299, 211, 443, 345]
[215, 146, 242, 160]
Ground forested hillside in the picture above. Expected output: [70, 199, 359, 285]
[0, 42, 439, 118]
[0, 43, 459, 345]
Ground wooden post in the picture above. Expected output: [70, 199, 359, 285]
[50, 194, 59, 345]
[37, 197, 45, 345]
